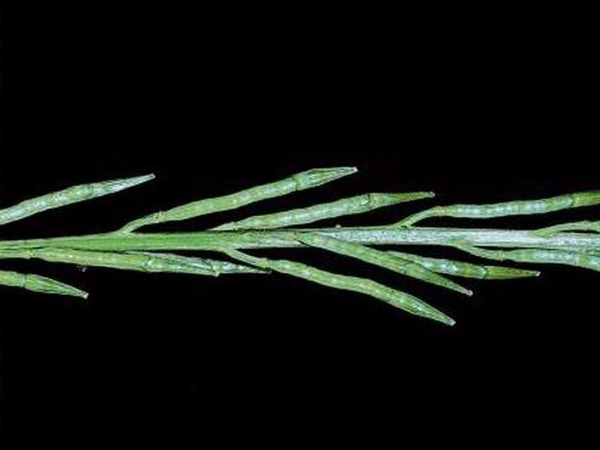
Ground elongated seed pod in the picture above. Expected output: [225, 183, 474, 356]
[118, 167, 357, 233]
[223, 248, 455, 326]
[0, 248, 265, 276]
[455, 245, 600, 273]
[0, 174, 155, 226]
[388, 251, 540, 279]
[212, 191, 434, 230]
[0, 270, 88, 298]
[129, 252, 267, 275]
[296, 232, 472, 295]
[396, 191, 600, 226]
[535, 220, 600, 236]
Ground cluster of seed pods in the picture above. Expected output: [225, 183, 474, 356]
[2, 167, 600, 326]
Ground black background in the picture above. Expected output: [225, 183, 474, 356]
[1, 4, 599, 445]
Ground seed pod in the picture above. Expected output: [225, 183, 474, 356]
[535, 220, 600, 236]
[129, 252, 266, 275]
[396, 191, 600, 226]
[213, 192, 434, 230]
[0, 248, 265, 276]
[0, 269, 88, 298]
[296, 232, 472, 295]
[387, 251, 540, 279]
[455, 245, 600, 273]
[119, 167, 357, 232]
[0, 174, 155, 226]
[223, 248, 455, 326]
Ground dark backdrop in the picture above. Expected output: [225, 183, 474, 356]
[1, 4, 598, 445]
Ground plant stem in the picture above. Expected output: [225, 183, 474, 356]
[1, 227, 600, 253]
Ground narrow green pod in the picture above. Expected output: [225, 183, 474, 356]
[455, 245, 600, 273]
[296, 232, 472, 296]
[396, 190, 600, 227]
[388, 251, 540, 279]
[224, 248, 455, 326]
[213, 192, 434, 230]
[0, 270, 88, 298]
[118, 167, 357, 232]
[0, 174, 155, 226]
[129, 252, 266, 275]
[535, 220, 600, 236]
[0, 248, 265, 276]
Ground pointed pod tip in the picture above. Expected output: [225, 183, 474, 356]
[411, 191, 436, 200]
[104, 173, 156, 195]
[490, 267, 542, 279]
[122, 173, 156, 184]
[429, 311, 456, 326]
[66, 286, 89, 299]
[451, 283, 474, 296]
[331, 166, 358, 177]
[330, 166, 358, 176]
[318, 166, 357, 172]
[132, 173, 156, 183]
[373, 191, 435, 207]
[298, 167, 358, 190]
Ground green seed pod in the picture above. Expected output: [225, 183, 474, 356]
[223, 248, 455, 326]
[213, 192, 434, 230]
[535, 220, 600, 236]
[455, 245, 600, 273]
[0, 248, 264, 276]
[388, 251, 540, 279]
[0, 174, 154, 226]
[0, 269, 87, 298]
[119, 167, 357, 232]
[296, 232, 472, 296]
[396, 191, 600, 227]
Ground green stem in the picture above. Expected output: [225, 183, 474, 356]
[1, 227, 600, 253]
